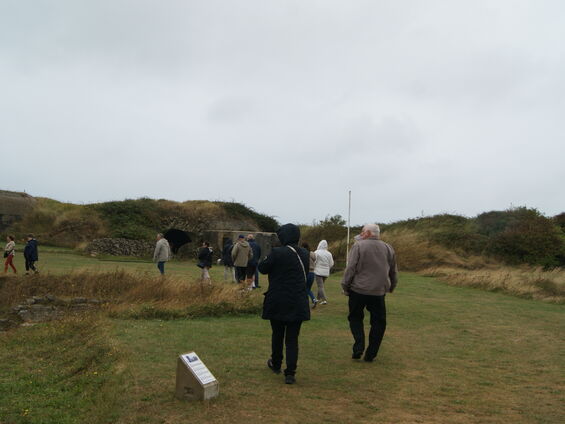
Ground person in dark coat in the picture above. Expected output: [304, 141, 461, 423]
[23, 234, 39, 275]
[258, 223, 310, 384]
[222, 239, 236, 283]
[247, 234, 262, 288]
[197, 241, 213, 283]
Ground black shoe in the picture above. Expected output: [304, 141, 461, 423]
[352, 353, 362, 359]
[267, 359, 281, 374]
[285, 374, 296, 384]
[363, 356, 374, 363]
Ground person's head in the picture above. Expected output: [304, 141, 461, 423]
[276, 224, 300, 246]
[301, 242, 310, 251]
[27, 233, 34, 241]
[238, 235, 245, 242]
[246, 234, 255, 241]
[156, 233, 164, 240]
[361, 224, 380, 239]
[7, 235, 15, 242]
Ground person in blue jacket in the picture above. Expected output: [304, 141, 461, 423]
[23, 234, 39, 274]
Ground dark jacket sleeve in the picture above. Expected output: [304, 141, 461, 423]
[258, 251, 275, 274]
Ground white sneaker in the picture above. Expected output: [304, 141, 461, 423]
[320, 300, 328, 305]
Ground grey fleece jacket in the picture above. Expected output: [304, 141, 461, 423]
[341, 237, 398, 296]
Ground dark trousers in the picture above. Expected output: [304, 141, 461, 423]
[306, 271, 316, 303]
[157, 261, 165, 274]
[235, 266, 247, 282]
[270, 320, 303, 376]
[348, 291, 386, 360]
[25, 259, 37, 272]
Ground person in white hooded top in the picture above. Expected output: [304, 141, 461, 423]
[314, 240, 334, 305]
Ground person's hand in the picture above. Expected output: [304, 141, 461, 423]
[342, 289, 349, 296]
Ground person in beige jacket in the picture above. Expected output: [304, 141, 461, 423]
[341, 223, 398, 362]
[231, 235, 253, 284]
[153, 233, 171, 275]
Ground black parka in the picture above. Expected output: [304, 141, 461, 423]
[198, 247, 213, 268]
[259, 224, 310, 322]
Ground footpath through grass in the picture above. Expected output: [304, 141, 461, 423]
[1, 252, 564, 423]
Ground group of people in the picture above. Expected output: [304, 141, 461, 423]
[153, 224, 398, 385]
[259, 223, 397, 384]
[3, 234, 40, 275]
[221, 234, 262, 288]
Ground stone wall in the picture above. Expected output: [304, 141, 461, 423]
[1, 295, 103, 332]
[85, 238, 153, 257]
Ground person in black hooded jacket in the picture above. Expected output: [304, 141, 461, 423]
[258, 223, 310, 384]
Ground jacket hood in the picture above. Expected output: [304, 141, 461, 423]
[277, 223, 300, 246]
[317, 240, 328, 250]
[238, 240, 250, 248]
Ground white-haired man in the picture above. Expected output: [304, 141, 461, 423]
[153, 233, 171, 275]
[341, 223, 398, 362]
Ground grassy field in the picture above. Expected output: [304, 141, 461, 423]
[1, 250, 564, 423]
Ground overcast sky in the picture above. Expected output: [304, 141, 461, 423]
[1, 1, 563, 225]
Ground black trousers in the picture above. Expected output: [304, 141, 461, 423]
[270, 320, 303, 376]
[25, 259, 37, 272]
[235, 266, 247, 282]
[348, 291, 386, 360]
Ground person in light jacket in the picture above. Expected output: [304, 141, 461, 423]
[341, 224, 398, 362]
[314, 240, 334, 305]
[231, 235, 253, 284]
[153, 233, 171, 275]
[4, 235, 17, 274]
[259, 223, 310, 385]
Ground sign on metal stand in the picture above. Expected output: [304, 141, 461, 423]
[175, 352, 219, 401]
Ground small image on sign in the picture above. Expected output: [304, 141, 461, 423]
[185, 354, 199, 363]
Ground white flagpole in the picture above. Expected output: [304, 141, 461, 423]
[346, 190, 351, 266]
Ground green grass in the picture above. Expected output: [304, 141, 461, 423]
[1, 252, 564, 423]
[5, 247, 222, 279]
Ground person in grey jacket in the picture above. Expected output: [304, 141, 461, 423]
[341, 223, 398, 362]
[153, 233, 171, 275]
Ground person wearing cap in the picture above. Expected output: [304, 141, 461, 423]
[231, 235, 253, 284]
[341, 223, 398, 362]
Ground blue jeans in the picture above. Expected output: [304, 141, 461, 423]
[306, 272, 316, 303]
[157, 261, 165, 275]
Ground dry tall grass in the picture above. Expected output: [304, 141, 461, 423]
[0, 271, 262, 318]
[382, 229, 488, 271]
[421, 265, 565, 303]
[384, 229, 565, 303]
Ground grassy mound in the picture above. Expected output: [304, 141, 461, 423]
[6, 197, 278, 247]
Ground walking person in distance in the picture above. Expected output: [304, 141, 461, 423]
[197, 241, 213, 284]
[23, 234, 39, 275]
[153, 233, 171, 275]
[314, 240, 334, 305]
[4, 235, 17, 274]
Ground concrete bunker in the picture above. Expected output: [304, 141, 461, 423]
[164, 229, 192, 254]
